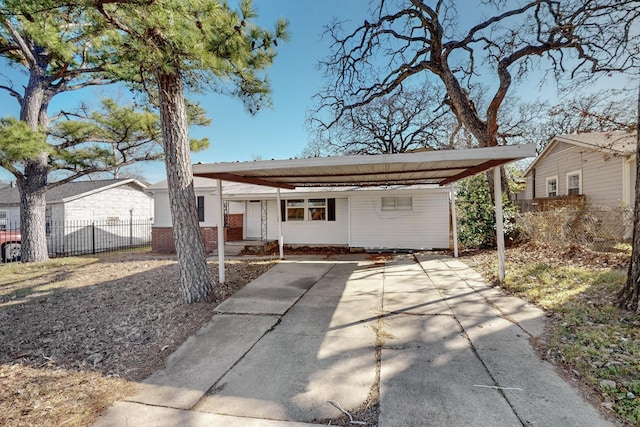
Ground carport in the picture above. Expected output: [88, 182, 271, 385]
[192, 144, 536, 283]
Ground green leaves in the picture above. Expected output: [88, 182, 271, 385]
[456, 173, 519, 248]
[0, 117, 49, 166]
[44, 97, 210, 173]
[95, 0, 288, 111]
[47, 98, 164, 173]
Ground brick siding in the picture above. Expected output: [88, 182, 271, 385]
[228, 214, 243, 228]
[152, 226, 219, 253]
[225, 213, 244, 241]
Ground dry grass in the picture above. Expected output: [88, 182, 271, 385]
[0, 251, 275, 427]
[0, 365, 135, 426]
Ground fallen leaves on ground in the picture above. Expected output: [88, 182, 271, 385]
[0, 251, 275, 427]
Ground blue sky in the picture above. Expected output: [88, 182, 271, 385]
[0, 0, 372, 183]
[0, 0, 633, 184]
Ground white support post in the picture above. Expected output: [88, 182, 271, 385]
[493, 167, 505, 283]
[277, 188, 284, 259]
[450, 184, 459, 258]
[217, 179, 225, 284]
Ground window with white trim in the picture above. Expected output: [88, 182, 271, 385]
[308, 198, 326, 221]
[381, 196, 413, 211]
[567, 171, 581, 195]
[546, 176, 558, 197]
[280, 199, 336, 222]
[286, 199, 305, 221]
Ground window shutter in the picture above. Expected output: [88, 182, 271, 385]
[197, 196, 205, 222]
[280, 199, 286, 222]
[328, 198, 336, 221]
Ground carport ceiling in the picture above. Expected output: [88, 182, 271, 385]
[192, 144, 536, 189]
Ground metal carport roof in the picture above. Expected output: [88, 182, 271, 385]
[191, 144, 537, 284]
[192, 144, 536, 189]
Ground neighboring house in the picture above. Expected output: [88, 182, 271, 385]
[0, 178, 153, 256]
[146, 177, 452, 253]
[518, 131, 637, 207]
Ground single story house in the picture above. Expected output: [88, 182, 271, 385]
[0, 178, 153, 256]
[154, 144, 536, 282]
[149, 144, 537, 256]
[517, 131, 637, 207]
[146, 177, 452, 252]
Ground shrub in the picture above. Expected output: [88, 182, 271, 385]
[456, 173, 518, 248]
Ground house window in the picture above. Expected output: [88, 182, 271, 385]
[280, 199, 336, 222]
[0, 210, 6, 231]
[567, 171, 581, 195]
[546, 177, 558, 197]
[106, 217, 120, 225]
[197, 196, 205, 222]
[286, 199, 305, 221]
[308, 199, 326, 221]
[381, 196, 412, 211]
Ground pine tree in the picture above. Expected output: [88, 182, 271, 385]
[94, 0, 288, 303]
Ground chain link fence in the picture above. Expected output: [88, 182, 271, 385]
[516, 205, 633, 251]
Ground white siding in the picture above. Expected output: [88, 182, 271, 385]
[200, 190, 217, 227]
[266, 198, 349, 245]
[350, 191, 449, 250]
[0, 206, 20, 229]
[532, 144, 627, 206]
[228, 200, 244, 214]
[524, 174, 533, 199]
[152, 192, 171, 226]
[151, 189, 216, 227]
[65, 184, 153, 221]
[150, 186, 451, 248]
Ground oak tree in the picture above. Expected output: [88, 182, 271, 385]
[306, 84, 453, 156]
[318, 1, 639, 193]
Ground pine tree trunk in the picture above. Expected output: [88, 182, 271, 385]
[157, 69, 214, 303]
[18, 75, 51, 263]
[18, 156, 49, 262]
[618, 80, 640, 312]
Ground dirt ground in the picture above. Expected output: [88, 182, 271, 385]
[0, 251, 275, 426]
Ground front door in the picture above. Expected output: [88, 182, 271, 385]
[246, 201, 262, 240]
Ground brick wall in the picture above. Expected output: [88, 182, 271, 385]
[152, 226, 218, 253]
[225, 227, 243, 241]
[225, 213, 243, 241]
[228, 214, 243, 228]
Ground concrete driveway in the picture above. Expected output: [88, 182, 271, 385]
[95, 254, 612, 427]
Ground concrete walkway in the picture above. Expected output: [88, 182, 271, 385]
[95, 254, 612, 427]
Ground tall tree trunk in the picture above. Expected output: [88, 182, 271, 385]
[618, 80, 640, 312]
[18, 156, 49, 262]
[18, 75, 51, 262]
[157, 69, 213, 304]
